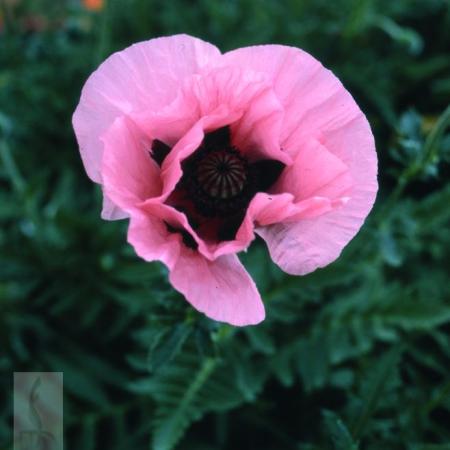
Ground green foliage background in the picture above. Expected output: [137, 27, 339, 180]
[1, 0, 450, 449]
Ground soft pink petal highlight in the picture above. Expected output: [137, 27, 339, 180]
[223, 44, 377, 275]
[73, 34, 221, 183]
[101, 116, 162, 213]
[170, 252, 265, 326]
[127, 212, 181, 269]
[129, 209, 264, 326]
[209, 194, 346, 260]
[257, 116, 377, 276]
[222, 45, 361, 155]
[275, 138, 353, 200]
[181, 67, 289, 163]
[101, 195, 128, 221]
[135, 67, 290, 165]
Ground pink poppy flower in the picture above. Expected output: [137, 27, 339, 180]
[73, 34, 377, 326]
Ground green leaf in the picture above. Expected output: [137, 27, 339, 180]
[148, 322, 192, 373]
[322, 410, 359, 450]
[130, 342, 264, 450]
[386, 300, 450, 331]
[151, 357, 218, 450]
[350, 346, 403, 440]
[372, 15, 424, 54]
[42, 353, 110, 407]
[410, 445, 450, 450]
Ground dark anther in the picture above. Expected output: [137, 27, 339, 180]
[165, 222, 198, 250]
[202, 126, 231, 150]
[151, 139, 172, 166]
[218, 211, 247, 241]
[173, 205, 200, 230]
[249, 159, 286, 192]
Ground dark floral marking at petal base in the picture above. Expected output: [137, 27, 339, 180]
[151, 139, 171, 166]
[152, 126, 285, 244]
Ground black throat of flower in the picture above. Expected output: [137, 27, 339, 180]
[151, 126, 285, 244]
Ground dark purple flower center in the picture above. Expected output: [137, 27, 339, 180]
[151, 126, 285, 246]
[181, 145, 253, 218]
[197, 149, 247, 199]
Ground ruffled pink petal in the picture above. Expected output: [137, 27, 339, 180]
[127, 211, 181, 269]
[137, 200, 201, 249]
[134, 96, 286, 260]
[256, 124, 376, 275]
[190, 137, 352, 260]
[134, 66, 290, 166]
[169, 251, 265, 326]
[222, 45, 361, 154]
[130, 65, 296, 259]
[247, 193, 348, 226]
[274, 138, 353, 200]
[256, 114, 377, 275]
[158, 105, 242, 200]
[101, 195, 128, 220]
[209, 193, 346, 260]
[101, 116, 162, 213]
[139, 194, 240, 262]
[143, 130, 352, 262]
[256, 202, 363, 276]
[73, 34, 221, 184]
[223, 44, 377, 275]
[183, 67, 289, 163]
[128, 206, 264, 326]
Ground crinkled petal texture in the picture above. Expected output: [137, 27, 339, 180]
[73, 35, 221, 219]
[73, 34, 377, 326]
[128, 212, 265, 326]
[223, 45, 377, 275]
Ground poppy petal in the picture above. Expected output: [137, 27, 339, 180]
[101, 116, 162, 213]
[169, 252, 265, 326]
[73, 35, 221, 186]
[223, 44, 377, 275]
